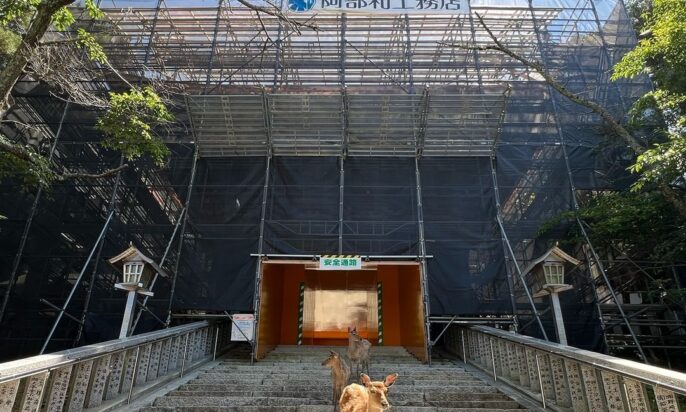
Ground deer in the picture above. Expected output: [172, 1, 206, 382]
[322, 350, 351, 410]
[347, 326, 372, 377]
[339, 373, 398, 412]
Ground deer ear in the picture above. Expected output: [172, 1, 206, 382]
[360, 374, 372, 386]
[384, 373, 398, 387]
[330, 350, 338, 357]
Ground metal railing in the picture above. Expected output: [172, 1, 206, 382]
[445, 325, 686, 412]
[0, 321, 230, 411]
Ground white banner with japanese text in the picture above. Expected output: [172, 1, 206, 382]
[285, 0, 469, 14]
[319, 255, 363, 270]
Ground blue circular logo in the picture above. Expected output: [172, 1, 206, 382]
[287, 0, 315, 12]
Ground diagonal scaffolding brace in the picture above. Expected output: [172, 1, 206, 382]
[131, 207, 187, 333]
[525, 0, 646, 360]
[165, 144, 200, 327]
[40, 210, 115, 354]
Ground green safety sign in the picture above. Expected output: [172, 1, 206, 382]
[319, 255, 362, 270]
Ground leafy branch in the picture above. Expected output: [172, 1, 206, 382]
[441, 12, 686, 219]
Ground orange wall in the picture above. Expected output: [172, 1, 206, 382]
[256, 263, 284, 359]
[398, 264, 428, 362]
[256, 262, 427, 362]
[280, 264, 305, 344]
[377, 265, 401, 346]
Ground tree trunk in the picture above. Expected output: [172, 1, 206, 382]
[659, 184, 686, 219]
[0, 0, 74, 119]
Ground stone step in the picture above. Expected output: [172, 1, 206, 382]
[154, 396, 329, 407]
[203, 370, 470, 376]
[211, 363, 465, 370]
[176, 384, 499, 394]
[270, 346, 410, 352]
[143, 407, 528, 412]
[197, 372, 476, 380]
[167, 389, 513, 402]
[188, 378, 485, 387]
[144, 346, 527, 411]
[153, 396, 524, 410]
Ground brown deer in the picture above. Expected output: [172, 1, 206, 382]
[347, 327, 372, 377]
[322, 350, 351, 410]
[339, 373, 398, 412]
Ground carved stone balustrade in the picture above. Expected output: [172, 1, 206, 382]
[0, 321, 230, 411]
[445, 326, 686, 412]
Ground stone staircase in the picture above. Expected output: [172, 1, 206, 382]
[141, 345, 528, 411]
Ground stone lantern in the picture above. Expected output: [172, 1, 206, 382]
[109, 244, 167, 339]
[523, 245, 580, 345]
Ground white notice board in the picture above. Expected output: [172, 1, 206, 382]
[231, 314, 255, 341]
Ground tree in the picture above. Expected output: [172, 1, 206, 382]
[0, 0, 314, 188]
[444, 8, 686, 219]
[613, 0, 686, 192]
[0, 0, 173, 187]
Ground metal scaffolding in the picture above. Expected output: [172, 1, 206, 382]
[0, 0, 662, 364]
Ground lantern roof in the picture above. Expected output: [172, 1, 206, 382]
[108, 244, 169, 278]
[522, 245, 581, 277]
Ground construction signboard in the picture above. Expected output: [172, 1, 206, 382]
[319, 255, 363, 270]
[285, 0, 469, 13]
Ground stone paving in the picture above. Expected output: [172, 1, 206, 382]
[142, 345, 529, 411]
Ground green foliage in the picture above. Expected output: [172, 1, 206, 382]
[612, 0, 686, 83]
[52, 7, 75, 31]
[97, 87, 173, 166]
[84, 0, 104, 20]
[545, 191, 686, 263]
[0, 0, 171, 191]
[612, 0, 686, 191]
[76, 28, 107, 64]
[0, 0, 39, 27]
[631, 132, 686, 190]
[644, 279, 686, 305]
[0, 26, 20, 61]
[0, 135, 54, 189]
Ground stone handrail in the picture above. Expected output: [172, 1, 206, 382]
[445, 325, 686, 412]
[0, 321, 230, 411]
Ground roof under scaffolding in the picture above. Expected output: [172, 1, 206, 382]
[186, 90, 508, 157]
[91, 3, 568, 158]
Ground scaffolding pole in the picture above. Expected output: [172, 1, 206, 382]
[577, 216, 648, 362]
[251, 156, 271, 361]
[272, 0, 284, 91]
[466, 0, 484, 92]
[495, 213, 549, 340]
[165, 143, 200, 327]
[204, 0, 223, 92]
[338, 157, 345, 254]
[403, 14, 414, 93]
[141, 0, 163, 81]
[580, 244, 611, 353]
[414, 156, 433, 365]
[73, 157, 125, 345]
[338, 15, 347, 254]
[402, 14, 431, 364]
[0, 102, 69, 325]
[40, 210, 115, 354]
[489, 85, 544, 339]
[526, 0, 645, 360]
[130, 207, 186, 333]
[251, 88, 274, 360]
[587, 0, 628, 112]
[489, 88, 519, 332]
